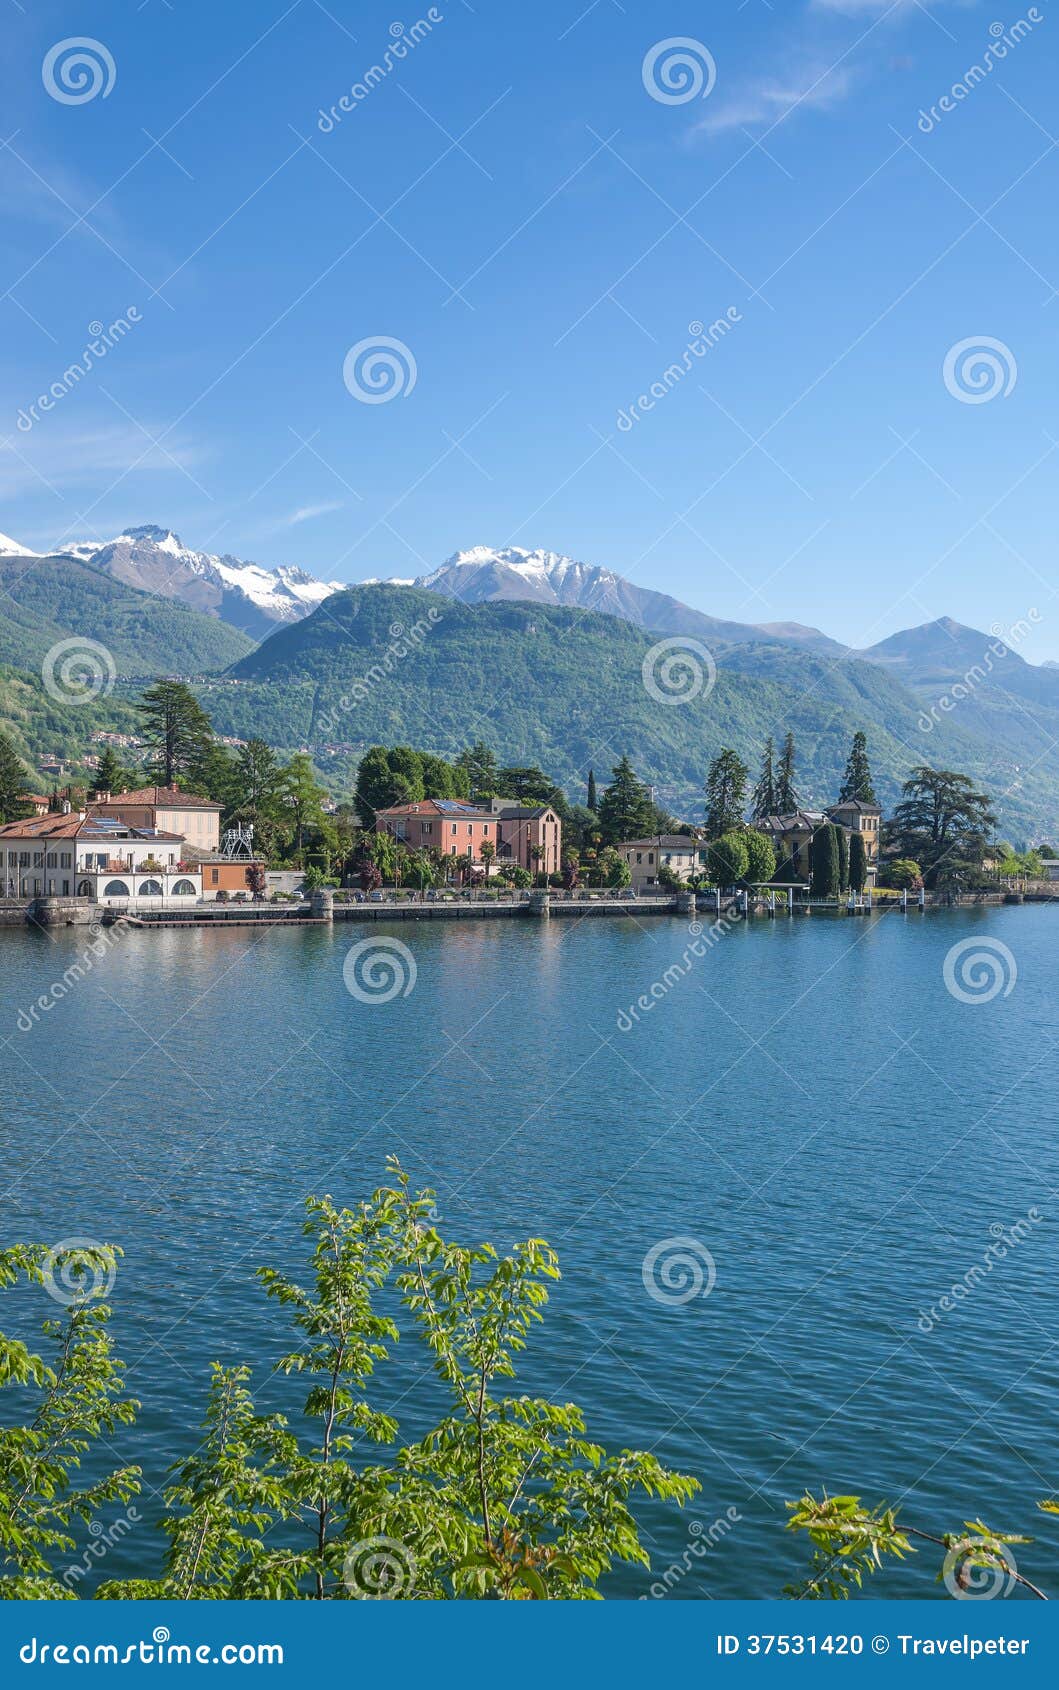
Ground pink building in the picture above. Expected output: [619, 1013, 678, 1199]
[375, 798, 562, 877]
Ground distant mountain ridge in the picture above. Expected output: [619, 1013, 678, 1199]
[370, 545, 848, 656]
[210, 583, 1059, 839]
[49, 525, 343, 641]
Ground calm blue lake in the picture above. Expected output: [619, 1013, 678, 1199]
[1, 907, 1056, 1600]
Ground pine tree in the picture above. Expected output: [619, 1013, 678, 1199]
[751, 737, 777, 822]
[838, 732, 877, 805]
[456, 742, 500, 801]
[91, 746, 131, 796]
[597, 756, 656, 844]
[776, 732, 798, 814]
[586, 769, 598, 812]
[0, 731, 30, 823]
[848, 831, 868, 894]
[704, 748, 749, 839]
[810, 822, 839, 898]
[139, 681, 213, 788]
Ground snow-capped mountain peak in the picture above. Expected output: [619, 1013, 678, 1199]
[48, 523, 343, 640]
[0, 530, 38, 558]
[372, 544, 843, 655]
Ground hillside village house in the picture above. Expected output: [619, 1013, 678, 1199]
[617, 835, 708, 891]
[0, 813, 202, 903]
[761, 800, 881, 885]
[375, 798, 562, 878]
[88, 785, 223, 852]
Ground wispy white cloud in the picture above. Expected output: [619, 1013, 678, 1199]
[0, 423, 204, 499]
[279, 500, 344, 528]
[695, 62, 858, 135]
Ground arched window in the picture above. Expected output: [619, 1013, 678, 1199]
[171, 879, 196, 896]
[103, 880, 130, 897]
[77, 879, 93, 897]
[138, 879, 163, 897]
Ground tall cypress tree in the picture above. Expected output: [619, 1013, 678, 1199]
[776, 732, 799, 814]
[838, 731, 877, 804]
[810, 822, 839, 897]
[586, 768, 598, 812]
[751, 737, 777, 821]
[848, 830, 868, 894]
[836, 825, 850, 892]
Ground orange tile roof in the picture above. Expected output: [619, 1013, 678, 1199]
[90, 785, 222, 810]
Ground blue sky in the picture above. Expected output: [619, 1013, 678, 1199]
[2, 0, 1057, 656]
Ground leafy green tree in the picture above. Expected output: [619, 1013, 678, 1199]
[751, 737, 777, 822]
[785, 1492, 1046, 1602]
[0, 1171, 702, 1601]
[586, 769, 597, 812]
[838, 731, 877, 805]
[707, 831, 749, 886]
[705, 749, 749, 839]
[0, 731, 31, 823]
[743, 828, 777, 884]
[836, 826, 850, 892]
[776, 732, 798, 814]
[479, 839, 496, 879]
[89, 745, 131, 796]
[354, 748, 407, 825]
[883, 858, 922, 890]
[887, 767, 994, 889]
[595, 846, 631, 889]
[848, 830, 868, 893]
[280, 754, 329, 855]
[0, 1244, 140, 1598]
[597, 756, 656, 845]
[810, 823, 839, 897]
[187, 741, 238, 810]
[138, 680, 213, 788]
[230, 739, 283, 851]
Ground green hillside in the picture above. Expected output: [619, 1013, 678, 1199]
[0, 554, 254, 677]
[208, 585, 1056, 835]
[0, 663, 143, 781]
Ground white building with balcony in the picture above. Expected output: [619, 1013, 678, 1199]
[0, 812, 202, 905]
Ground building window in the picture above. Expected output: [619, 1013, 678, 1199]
[172, 879, 196, 895]
[103, 880, 130, 897]
[139, 880, 163, 896]
[210, 868, 219, 886]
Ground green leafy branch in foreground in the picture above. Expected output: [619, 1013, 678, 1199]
[0, 1169, 697, 1600]
[785, 1492, 1050, 1601]
[0, 1245, 140, 1600]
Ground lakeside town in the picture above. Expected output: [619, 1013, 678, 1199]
[1, 679, 1055, 921]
